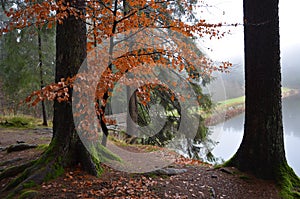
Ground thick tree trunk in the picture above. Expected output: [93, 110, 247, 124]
[0, 1, 98, 197]
[228, 0, 286, 179]
[225, 4, 300, 197]
[52, 0, 97, 175]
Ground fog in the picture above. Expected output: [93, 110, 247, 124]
[201, 0, 300, 99]
[202, 0, 300, 175]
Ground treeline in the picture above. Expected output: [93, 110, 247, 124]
[0, 20, 55, 119]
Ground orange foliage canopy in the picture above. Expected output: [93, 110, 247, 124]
[2, 0, 232, 114]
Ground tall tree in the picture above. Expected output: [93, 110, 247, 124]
[0, 1, 55, 117]
[37, 25, 48, 126]
[0, 0, 231, 196]
[53, 0, 98, 174]
[0, 0, 98, 196]
[226, 0, 300, 197]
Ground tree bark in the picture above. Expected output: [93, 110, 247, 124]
[52, 0, 97, 175]
[227, 0, 292, 181]
[126, 87, 138, 142]
[0, 1, 98, 196]
[38, 25, 48, 126]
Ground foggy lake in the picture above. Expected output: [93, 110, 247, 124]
[210, 94, 300, 175]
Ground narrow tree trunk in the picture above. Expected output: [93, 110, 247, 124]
[123, 0, 139, 141]
[126, 87, 138, 142]
[38, 26, 48, 126]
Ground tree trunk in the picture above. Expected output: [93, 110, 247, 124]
[38, 26, 48, 126]
[229, 0, 285, 179]
[0, 0, 99, 196]
[52, 0, 97, 175]
[126, 87, 138, 142]
[226, 2, 300, 194]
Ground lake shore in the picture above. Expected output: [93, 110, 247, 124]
[205, 88, 300, 126]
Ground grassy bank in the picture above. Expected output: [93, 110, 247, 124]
[205, 87, 299, 126]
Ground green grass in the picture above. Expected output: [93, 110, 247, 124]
[218, 96, 245, 108]
[0, 114, 51, 129]
[109, 135, 161, 152]
[282, 87, 292, 93]
[216, 87, 295, 110]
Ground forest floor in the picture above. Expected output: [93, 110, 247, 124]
[0, 128, 281, 199]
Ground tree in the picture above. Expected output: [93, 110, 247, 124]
[226, 0, 300, 197]
[52, 0, 100, 174]
[0, 0, 98, 196]
[0, 1, 55, 117]
[0, 0, 230, 196]
[38, 25, 48, 126]
[0, 28, 42, 115]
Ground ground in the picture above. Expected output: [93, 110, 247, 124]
[0, 128, 281, 198]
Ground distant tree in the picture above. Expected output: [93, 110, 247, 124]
[226, 0, 300, 197]
[0, 25, 55, 117]
[0, 28, 40, 114]
[0, 1, 55, 119]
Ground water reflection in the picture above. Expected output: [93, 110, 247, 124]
[210, 114, 244, 162]
[210, 94, 300, 176]
[283, 94, 300, 137]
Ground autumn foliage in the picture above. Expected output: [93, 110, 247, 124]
[1, 0, 232, 125]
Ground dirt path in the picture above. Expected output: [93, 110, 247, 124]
[0, 128, 52, 172]
[0, 128, 281, 198]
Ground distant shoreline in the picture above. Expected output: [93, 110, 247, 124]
[205, 88, 300, 126]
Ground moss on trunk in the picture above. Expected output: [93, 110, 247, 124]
[277, 163, 300, 198]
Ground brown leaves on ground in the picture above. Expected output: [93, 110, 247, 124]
[36, 156, 280, 199]
[0, 129, 280, 198]
[38, 165, 160, 199]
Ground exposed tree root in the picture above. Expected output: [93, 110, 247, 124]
[0, 141, 99, 199]
[0, 156, 60, 198]
[0, 160, 37, 182]
[0, 158, 23, 167]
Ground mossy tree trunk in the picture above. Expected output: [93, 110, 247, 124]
[226, 0, 300, 197]
[52, 0, 98, 175]
[0, 0, 99, 197]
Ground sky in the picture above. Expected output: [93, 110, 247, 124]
[199, 0, 300, 62]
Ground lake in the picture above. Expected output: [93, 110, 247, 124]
[210, 94, 300, 176]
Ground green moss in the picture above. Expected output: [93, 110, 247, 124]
[224, 156, 300, 198]
[3, 159, 38, 193]
[91, 155, 104, 177]
[222, 153, 236, 167]
[278, 164, 300, 199]
[37, 144, 49, 151]
[44, 160, 64, 182]
[35, 148, 64, 182]
[23, 180, 37, 189]
[213, 164, 223, 169]
[19, 190, 39, 199]
[89, 143, 122, 164]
